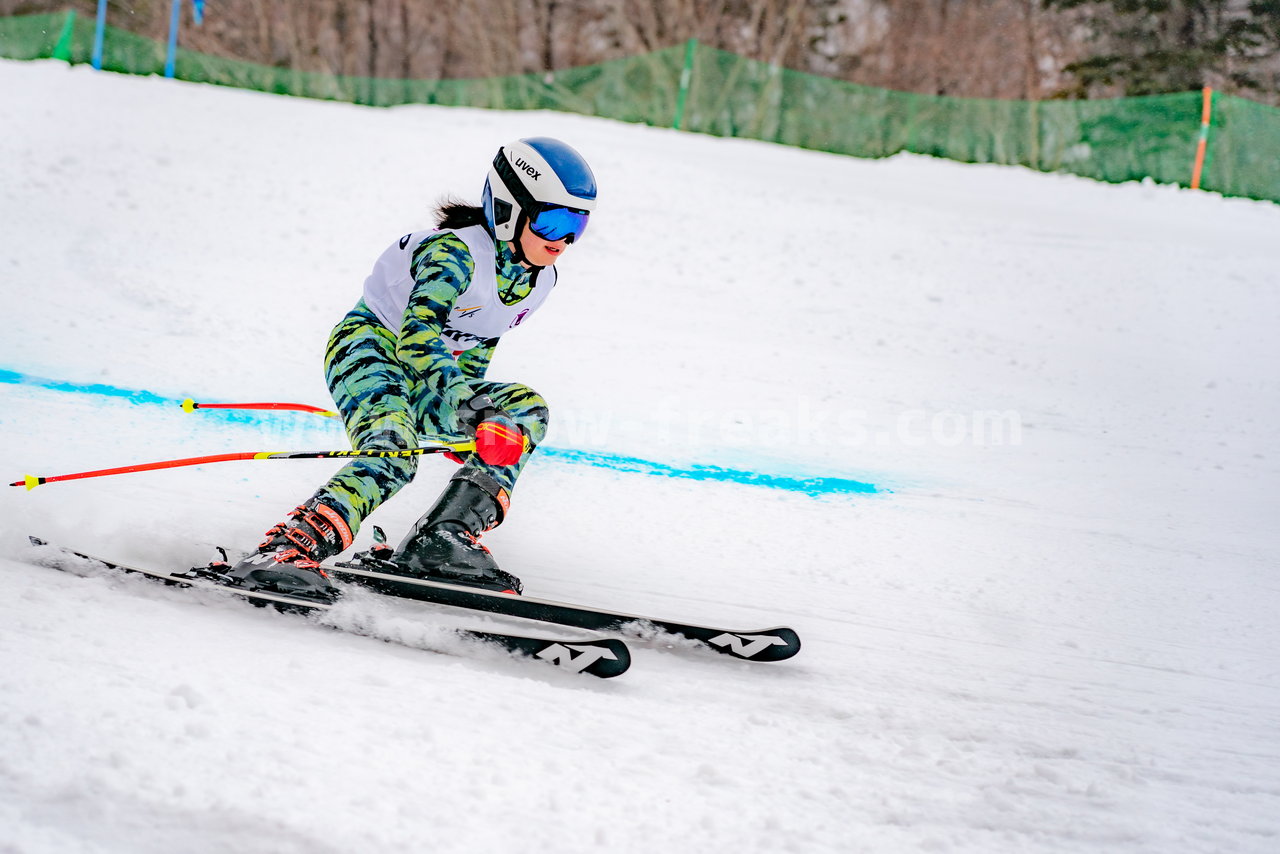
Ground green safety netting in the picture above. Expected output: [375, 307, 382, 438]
[3, 11, 1277, 204]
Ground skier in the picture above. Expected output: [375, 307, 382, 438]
[222, 137, 597, 602]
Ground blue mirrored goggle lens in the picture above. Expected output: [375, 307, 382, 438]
[528, 205, 590, 243]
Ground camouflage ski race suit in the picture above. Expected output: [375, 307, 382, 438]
[307, 230, 550, 538]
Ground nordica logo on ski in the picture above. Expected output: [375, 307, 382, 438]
[535, 642, 619, 673]
[707, 632, 790, 659]
[513, 157, 541, 180]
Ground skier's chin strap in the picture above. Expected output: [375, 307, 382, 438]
[504, 212, 543, 271]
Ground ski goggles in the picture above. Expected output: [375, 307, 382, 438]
[527, 204, 590, 243]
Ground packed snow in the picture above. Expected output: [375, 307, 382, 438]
[2, 58, 1279, 853]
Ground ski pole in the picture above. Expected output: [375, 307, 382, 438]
[182, 398, 338, 417]
[9, 442, 476, 491]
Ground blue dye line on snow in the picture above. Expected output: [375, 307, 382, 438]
[540, 447, 878, 495]
[0, 368, 173, 407]
[1, 367, 883, 497]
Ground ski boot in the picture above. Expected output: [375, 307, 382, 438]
[219, 498, 353, 603]
[389, 472, 522, 594]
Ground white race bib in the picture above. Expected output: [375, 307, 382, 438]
[361, 224, 556, 351]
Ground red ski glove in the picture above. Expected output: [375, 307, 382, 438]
[458, 394, 527, 467]
[474, 414, 526, 466]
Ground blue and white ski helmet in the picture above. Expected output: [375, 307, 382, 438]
[482, 137, 597, 243]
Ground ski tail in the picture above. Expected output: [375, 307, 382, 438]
[25, 538, 631, 678]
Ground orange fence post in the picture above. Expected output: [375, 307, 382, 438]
[1191, 86, 1214, 190]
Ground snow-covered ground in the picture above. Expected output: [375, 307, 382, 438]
[2, 58, 1279, 853]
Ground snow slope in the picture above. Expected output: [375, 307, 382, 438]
[2, 58, 1279, 853]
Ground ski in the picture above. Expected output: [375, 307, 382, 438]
[25, 538, 630, 678]
[326, 557, 801, 662]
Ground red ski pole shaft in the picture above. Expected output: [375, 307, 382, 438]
[9, 442, 476, 491]
[182, 398, 338, 417]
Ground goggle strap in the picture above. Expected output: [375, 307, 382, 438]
[493, 150, 539, 219]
